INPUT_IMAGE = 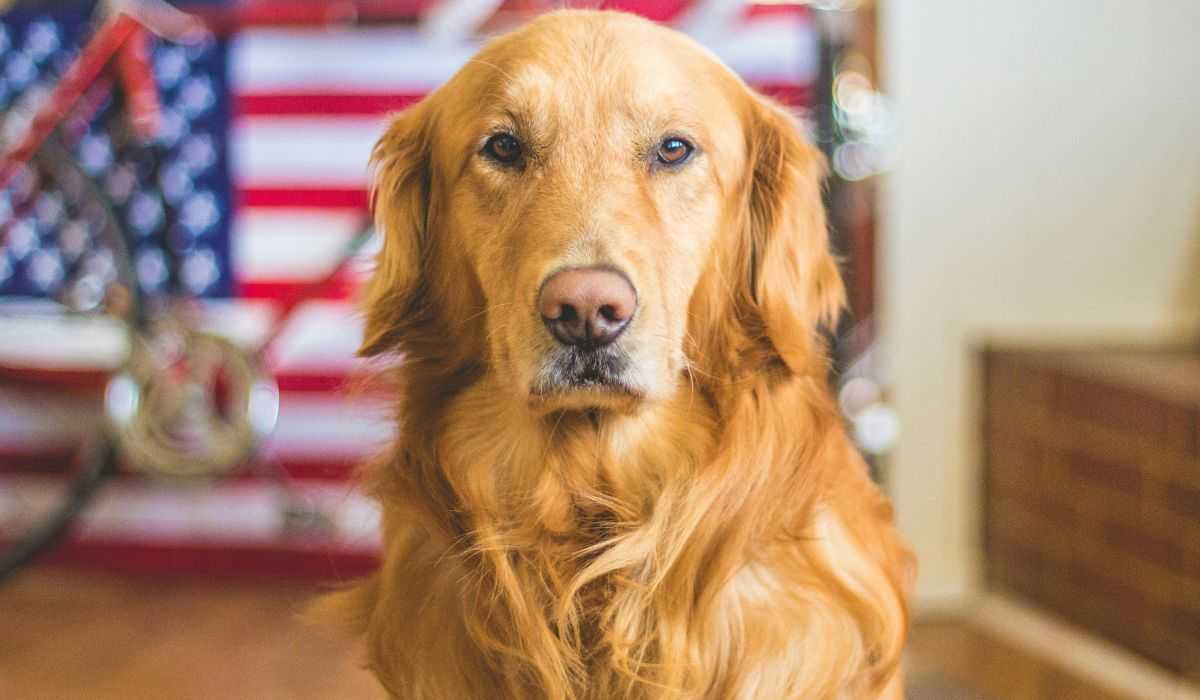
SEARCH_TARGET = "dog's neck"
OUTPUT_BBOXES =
[382,360,843,603]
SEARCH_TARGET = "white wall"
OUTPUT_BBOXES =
[879,0,1200,607]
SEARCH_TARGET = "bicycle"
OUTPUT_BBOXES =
[0,0,394,583]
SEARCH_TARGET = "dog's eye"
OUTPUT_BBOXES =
[655,137,694,167]
[483,133,522,164]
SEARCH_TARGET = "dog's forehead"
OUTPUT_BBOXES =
[477,12,737,123]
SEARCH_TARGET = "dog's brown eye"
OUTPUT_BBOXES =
[483,133,522,164]
[656,137,694,166]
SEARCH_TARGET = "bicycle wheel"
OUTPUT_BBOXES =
[0,135,135,583]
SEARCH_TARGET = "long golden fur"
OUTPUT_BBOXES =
[329,10,915,699]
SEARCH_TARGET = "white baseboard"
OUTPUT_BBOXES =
[971,593,1200,700]
[912,583,975,617]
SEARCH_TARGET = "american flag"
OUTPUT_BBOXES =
[0,6,235,300]
[0,1,818,577]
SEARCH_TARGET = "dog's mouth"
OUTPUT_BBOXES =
[529,346,643,411]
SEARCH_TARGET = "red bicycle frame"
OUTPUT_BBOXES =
[0,14,153,190]
[0,2,408,375]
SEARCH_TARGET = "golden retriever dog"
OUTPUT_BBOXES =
[329,10,915,699]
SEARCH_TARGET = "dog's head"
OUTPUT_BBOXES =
[360,11,843,414]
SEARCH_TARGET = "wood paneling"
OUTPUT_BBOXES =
[983,349,1200,682]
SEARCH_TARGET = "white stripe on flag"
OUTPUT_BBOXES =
[231,27,478,94]
[0,387,389,460]
[231,19,816,95]
[268,300,367,370]
[232,116,385,187]
[265,391,393,460]
[234,208,364,282]
[0,303,364,378]
[705,19,819,86]
[0,311,127,370]
[0,302,278,372]
[0,475,381,547]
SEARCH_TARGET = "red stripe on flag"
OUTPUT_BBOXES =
[0,454,363,482]
[0,366,109,391]
[754,83,814,108]
[187,0,806,34]
[0,447,85,472]
[190,0,433,32]
[274,370,356,393]
[743,3,813,20]
[0,453,358,480]
[237,276,361,302]
[235,92,424,117]
[600,0,692,23]
[238,187,370,210]
[262,458,359,481]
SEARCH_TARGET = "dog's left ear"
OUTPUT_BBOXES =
[743,96,846,373]
[358,103,433,357]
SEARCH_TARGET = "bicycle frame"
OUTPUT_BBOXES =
[0,14,150,191]
[0,2,386,368]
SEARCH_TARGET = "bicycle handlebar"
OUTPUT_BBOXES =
[0,14,141,190]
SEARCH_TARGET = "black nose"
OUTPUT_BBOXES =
[538,267,636,348]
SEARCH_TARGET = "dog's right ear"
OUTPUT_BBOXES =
[358,103,433,357]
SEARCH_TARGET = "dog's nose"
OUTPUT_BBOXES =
[539,267,636,348]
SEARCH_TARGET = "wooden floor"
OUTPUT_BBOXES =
[0,569,1127,700]
[906,620,1129,700]
[0,570,386,700]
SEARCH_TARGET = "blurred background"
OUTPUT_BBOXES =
[0,1,1197,699]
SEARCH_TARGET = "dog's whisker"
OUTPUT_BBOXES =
[458,301,516,328]
[464,57,519,84]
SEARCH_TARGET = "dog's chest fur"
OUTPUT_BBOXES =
[356,379,892,699]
